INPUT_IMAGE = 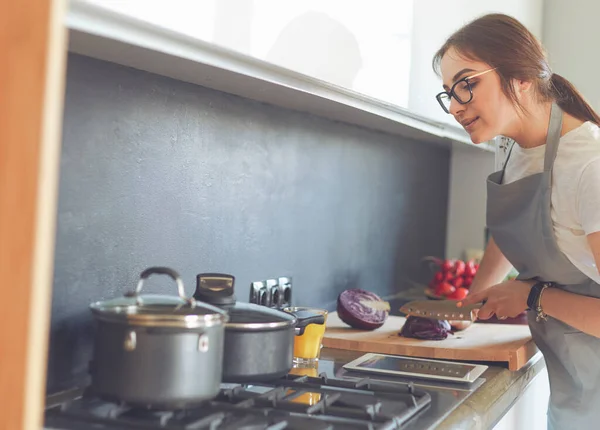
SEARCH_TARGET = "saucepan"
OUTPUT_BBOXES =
[89,267,229,408]
[194,273,326,382]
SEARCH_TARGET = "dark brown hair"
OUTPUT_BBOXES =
[433,13,600,125]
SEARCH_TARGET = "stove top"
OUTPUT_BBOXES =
[44,357,483,430]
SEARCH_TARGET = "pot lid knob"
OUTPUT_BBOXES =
[194,273,236,306]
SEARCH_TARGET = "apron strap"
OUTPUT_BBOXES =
[498,140,517,184]
[544,102,563,172]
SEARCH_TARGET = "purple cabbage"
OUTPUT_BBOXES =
[337,289,388,330]
[399,316,453,340]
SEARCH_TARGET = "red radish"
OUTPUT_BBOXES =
[454,260,466,277]
[441,259,454,272]
[444,271,454,281]
[463,276,474,287]
[447,287,469,301]
[434,272,444,282]
[465,265,477,278]
[452,277,464,288]
[465,260,477,276]
[438,282,456,296]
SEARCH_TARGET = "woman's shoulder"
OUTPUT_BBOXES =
[560,121,600,145]
[557,122,600,170]
[558,122,600,155]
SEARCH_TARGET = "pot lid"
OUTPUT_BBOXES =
[90,267,229,329]
[224,301,296,330]
[194,273,296,331]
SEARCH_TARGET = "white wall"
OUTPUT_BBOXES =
[446,145,496,260]
[78,0,546,122]
[542,0,600,112]
[79,0,415,108]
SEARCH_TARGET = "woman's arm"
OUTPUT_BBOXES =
[462,232,600,338]
[469,236,514,294]
[539,231,600,338]
[464,160,600,334]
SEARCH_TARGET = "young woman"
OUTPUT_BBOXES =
[435,13,600,429]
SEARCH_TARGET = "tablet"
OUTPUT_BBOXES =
[343,353,488,384]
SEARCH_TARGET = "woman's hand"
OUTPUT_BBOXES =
[458,280,534,320]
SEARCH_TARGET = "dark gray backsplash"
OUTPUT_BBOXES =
[47,53,450,393]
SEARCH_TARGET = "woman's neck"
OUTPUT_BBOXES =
[509,102,552,149]
[507,102,584,149]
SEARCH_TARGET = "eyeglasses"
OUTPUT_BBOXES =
[436,68,496,114]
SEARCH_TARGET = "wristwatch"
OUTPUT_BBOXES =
[527,281,553,322]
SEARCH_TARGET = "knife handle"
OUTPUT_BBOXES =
[458,300,486,309]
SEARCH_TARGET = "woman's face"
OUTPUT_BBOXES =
[440,48,519,144]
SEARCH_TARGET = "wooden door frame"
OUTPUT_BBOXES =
[1,0,68,429]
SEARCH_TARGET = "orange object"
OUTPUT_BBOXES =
[288,365,321,404]
[285,307,328,363]
[289,365,318,378]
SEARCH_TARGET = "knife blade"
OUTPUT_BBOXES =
[399,300,484,321]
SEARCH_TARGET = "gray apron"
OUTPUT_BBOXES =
[487,103,600,429]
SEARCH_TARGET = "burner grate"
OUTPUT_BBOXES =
[44,373,431,430]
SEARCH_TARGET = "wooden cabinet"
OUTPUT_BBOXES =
[0,0,68,429]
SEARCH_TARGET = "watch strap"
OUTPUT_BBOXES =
[527,281,549,310]
[527,281,553,322]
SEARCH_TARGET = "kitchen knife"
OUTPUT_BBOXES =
[399,300,483,321]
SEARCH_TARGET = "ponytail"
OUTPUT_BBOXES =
[550,73,600,126]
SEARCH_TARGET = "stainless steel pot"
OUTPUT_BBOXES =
[89,267,229,409]
[194,273,325,382]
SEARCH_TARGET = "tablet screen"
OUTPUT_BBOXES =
[354,354,477,379]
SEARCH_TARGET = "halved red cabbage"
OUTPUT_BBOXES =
[337,289,388,330]
[399,316,453,340]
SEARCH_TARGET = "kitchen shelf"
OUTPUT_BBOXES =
[65,1,495,153]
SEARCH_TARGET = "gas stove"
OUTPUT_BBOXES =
[44,356,484,430]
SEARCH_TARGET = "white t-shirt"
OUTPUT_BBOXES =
[501,121,600,283]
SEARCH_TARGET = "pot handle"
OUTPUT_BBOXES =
[128,266,195,306]
[294,311,326,336]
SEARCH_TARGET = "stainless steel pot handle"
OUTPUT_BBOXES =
[294,312,326,336]
[129,267,196,307]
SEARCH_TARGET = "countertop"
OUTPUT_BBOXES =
[44,285,546,429]
[320,347,546,430]
[44,347,546,430]
[320,286,548,429]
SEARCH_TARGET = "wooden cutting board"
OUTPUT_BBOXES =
[323,312,539,371]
